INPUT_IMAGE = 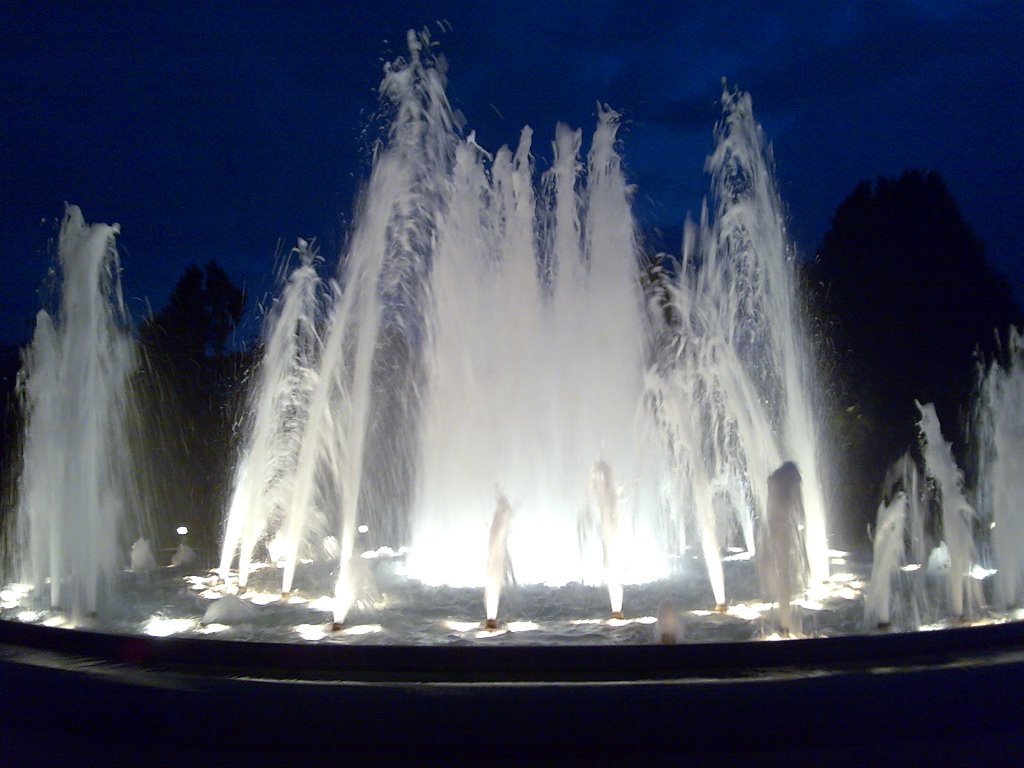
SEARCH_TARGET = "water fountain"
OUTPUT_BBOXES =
[8,206,143,620]
[2,28,1022,764]
[4,26,1019,642]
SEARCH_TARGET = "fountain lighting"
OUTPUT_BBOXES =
[307,596,336,613]
[143,616,196,637]
[339,624,382,636]
[722,550,754,562]
[726,603,770,621]
[970,565,998,581]
[474,628,508,639]
[3,29,1022,657]
[506,621,541,633]
[446,620,482,632]
[295,624,329,641]
[198,623,230,634]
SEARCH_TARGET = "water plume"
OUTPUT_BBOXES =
[12,206,140,618]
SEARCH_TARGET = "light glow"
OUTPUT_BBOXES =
[507,621,541,632]
[727,603,770,621]
[340,623,382,636]
[176,526,188,535]
[295,624,328,641]
[445,620,481,632]
[722,550,754,562]
[970,565,998,580]
[197,623,229,634]
[143,616,195,637]
[308,596,335,612]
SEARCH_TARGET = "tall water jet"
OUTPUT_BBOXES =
[219,240,323,587]
[756,462,807,635]
[864,493,907,628]
[864,452,930,629]
[270,30,458,628]
[972,327,1024,608]
[411,97,659,588]
[649,87,830,607]
[484,490,512,627]
[11,206,139,618]
[916,401,978,618]
[590,460,623,617]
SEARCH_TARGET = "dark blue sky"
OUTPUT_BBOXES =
[2,1,1022,344]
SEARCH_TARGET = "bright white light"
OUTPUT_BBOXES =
[507,621,540,632]
[197,623,229,634]
[970,565,998,581]
[727,603,768,621]
[570,618,605,625]
[723,550,754,562]
[990,521,997,530]
[176,526,188,535]
[474,627,509,639]
[143,616,195,637]
[296,624,327,641]
[17,610,41,622]
[357,524,369,534]
[445,620,480,632]
[341,623,382,636]
[606,616,658,627]
[308,596,335,612]
[900,563,922,572]
[830,557,847,566]
[42,615,68,627]
[689,609,714,617]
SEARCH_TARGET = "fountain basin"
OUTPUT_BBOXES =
[2,618,1022,764]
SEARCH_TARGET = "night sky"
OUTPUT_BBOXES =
[2,1,1022,345]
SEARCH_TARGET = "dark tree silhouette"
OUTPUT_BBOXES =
[142,260,245,360]
[811,170,1022,536]
[136,261,250,558]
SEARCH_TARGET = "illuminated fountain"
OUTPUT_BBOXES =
[9,206,143,620]
[5,31,1020,646]
[973,327,1024,609]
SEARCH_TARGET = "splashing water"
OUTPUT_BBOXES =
[648,88,831,605]
[12,206,139,618]
[916,401,979,618]
[220,240,324,587]
[8,34,837,629]
[973,327,1024,608]
[214,34,831,623]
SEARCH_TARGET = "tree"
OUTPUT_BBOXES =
[811,170,1022,534]
[141,260,245,360]
[135,261,249,558]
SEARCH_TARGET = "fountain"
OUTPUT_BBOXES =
[2,28,1023,763]
[4,26,1019,642]
[973,327,1024,609]
[7,206,143,620]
